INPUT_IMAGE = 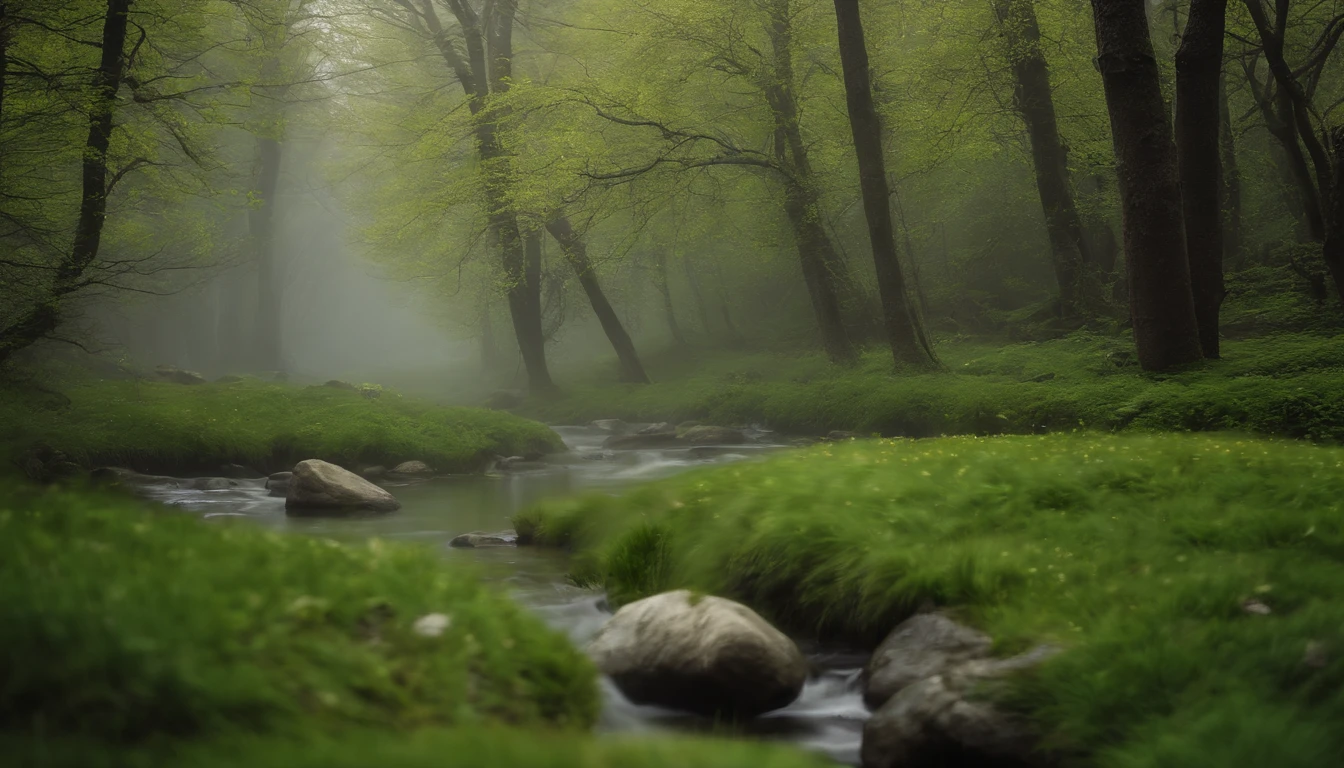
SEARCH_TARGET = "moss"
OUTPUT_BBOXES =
[516,433,1344,765]
[0,485,599,748]
[0,376,563,475]
[519,332,1344,444]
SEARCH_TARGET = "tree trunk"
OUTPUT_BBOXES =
[1175,0,1227,358]
[1325,127,1344,301]
[653,248,687,346]
[993,0,1091,319]
[546,216,650,383]
[0,2,9,133]
[1218,74,1243,263]
[831,0,932,367]
[1090,0,1202,370]
[766,0,860,363]
[683,251,714,335]
[501,225,553,393]
[0,0,131,367]
[250,135,283,371]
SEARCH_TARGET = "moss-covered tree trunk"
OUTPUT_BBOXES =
[832,0,932,367]
[1089,0,1202,371]
[1175,0,1228,358]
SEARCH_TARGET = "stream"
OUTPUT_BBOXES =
[131,425,868,765]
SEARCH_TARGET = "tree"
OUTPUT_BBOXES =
[1175,0,1229,357]
[831,0,932,367]
[1089,0,1203,371]
[991,0,1092,320]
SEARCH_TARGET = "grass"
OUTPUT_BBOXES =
[0,375,563,475]
[515,433,1344,766]
[518,332,1344,444]
[0,484,600,748]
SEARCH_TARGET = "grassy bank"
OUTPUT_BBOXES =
[0,375,563,476]
[519,332,1344,443]
[516,433,1344,766]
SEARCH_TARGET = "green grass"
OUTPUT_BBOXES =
[0,485,599,748]
[518,332,1344,443]
[516,433,1344,766]
[0,376,563,475]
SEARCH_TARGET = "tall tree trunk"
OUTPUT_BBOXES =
[831,0,932,366]
[1325,127,1344,301]
[502,225,553,393]
[546,217,650,383]
[993,0,1092,319]
[653,247,686,346]
[0,0,131,366]
[1175,0,1227,358]
[250,135,283,371]
[1218,74,1243,263]
[1090,0,1202,370]
[766,0,860,363]
[0,2,10,134]
[683,251,714,335]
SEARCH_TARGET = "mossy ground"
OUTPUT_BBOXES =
[0,374,562,475]
[516,433,1344,766]
[520,332,1344,443]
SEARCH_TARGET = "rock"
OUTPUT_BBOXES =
[581,451,614,461]
[189,477,238,491]
[154,365,206,385]
[864,613,992,709]
[323,379,357,391]
[484,389,524,410]
[266,471,293,497]
[587,590,808,719]
[589,419,631,435]
[361,465,387,479]
[860,613,1057,768]
[495,455,546,472]
[637,422,674,435]
[825,431,858,441]
[675,420,704,433]
[285,459,400,514]
[218,463,262,479]
[390,460,432,475]
[449,530,517,548]
[603,432,682,450]
[680,425,747,446]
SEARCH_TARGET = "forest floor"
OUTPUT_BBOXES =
[519,331,1344,444]
[516,432,1344,767]
[0,374,561,478]
[0,485,830,767]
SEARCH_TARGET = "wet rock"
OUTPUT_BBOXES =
[266,471,293,497]
[495,455,546,472]
[588,590,808,719]
[589,419,631,435]
[188,477,238,491]
[864,613,992,709]
[860,613,1057,768]
[323,379,357,391]
[361,465,387,479]
[286,459,400,514]
[154,365,206,385]
[637,422,674,435]
[603,432,682,450]
[484,389,524,410]
[680,425,747,446]
[390,460,432,475]
[449,530,517,548]
[675,420,704,433]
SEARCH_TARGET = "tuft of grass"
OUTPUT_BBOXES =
[0,485,600,748]
[518,332,1344,443]
[0,376,563,475]
[516,433,1344,765]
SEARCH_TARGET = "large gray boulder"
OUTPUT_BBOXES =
[285,459,400,513]
[860,613,1057,768]
[588,590,808,719]
[449,530,517,548]
[266,471,293,498]
[389,460,432,475]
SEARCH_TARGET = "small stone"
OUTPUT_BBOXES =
[1242,599,1272,615]
[413,613,452,637]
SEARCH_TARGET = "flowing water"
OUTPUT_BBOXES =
[132,426,868,765]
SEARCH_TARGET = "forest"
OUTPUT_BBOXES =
[3,0,1344,766]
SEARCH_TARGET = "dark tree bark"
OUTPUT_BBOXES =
[766,0,859,364]
[0,2,10,132]
[1175,0,1228,358]
[831,0,932,366]
[992,0,1092,319]
[0,0,131,366]
[1327,127,1344,301]
[1089,0,1202,370]
[250,135,283,371]
[1218,75,1243,264]
[652,248,687,346]
[545,217,650,383]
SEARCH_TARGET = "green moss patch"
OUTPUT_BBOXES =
[0,486,599,748]
[0,377,563,474]
[517,433,1344,764]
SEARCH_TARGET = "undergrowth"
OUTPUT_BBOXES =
[516,433,1344,766]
